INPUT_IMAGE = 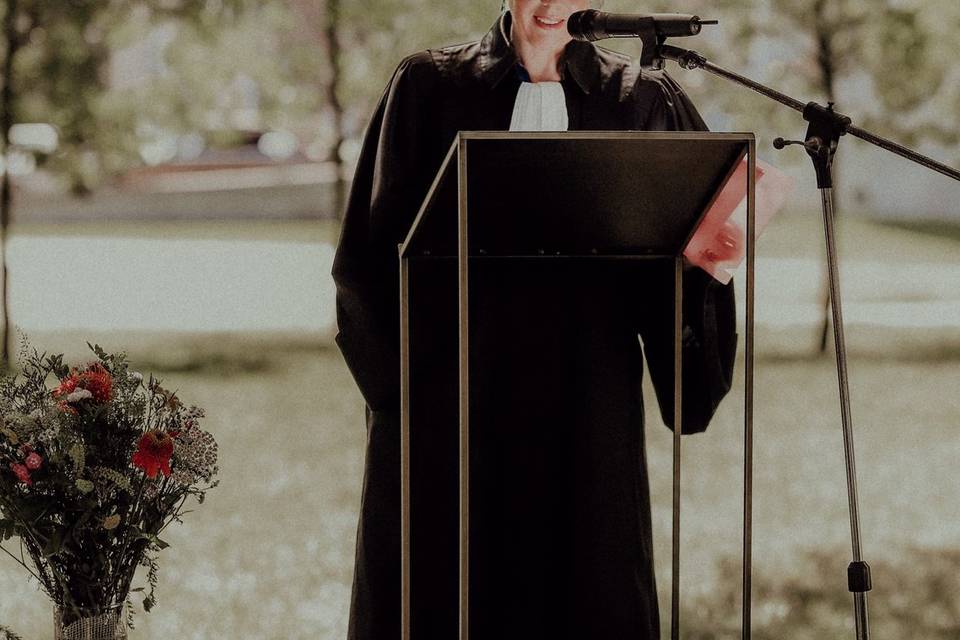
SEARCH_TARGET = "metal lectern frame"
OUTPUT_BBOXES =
[398,131,757,640]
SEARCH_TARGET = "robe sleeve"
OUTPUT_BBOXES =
[331,52,437,413]
[633,71,739,434]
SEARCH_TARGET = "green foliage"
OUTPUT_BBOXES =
[67,442,85,475]
[333,0,499,133]
[701,0,960,149]
[683,547,960,639]
[90,466,132,495]
[141,550,160,612]
[0,625,24,640]
[105,3,301,145]
[1,0,248,195]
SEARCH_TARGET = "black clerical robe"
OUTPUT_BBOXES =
[333,12,738,640]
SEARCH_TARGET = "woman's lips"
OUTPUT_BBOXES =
[534,15,566,29]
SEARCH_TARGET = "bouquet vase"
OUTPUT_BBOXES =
[54,603,126,640]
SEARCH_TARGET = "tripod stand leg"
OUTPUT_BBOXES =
[742,145,756,640]
[819,186,871,640]
[671,256,683,640]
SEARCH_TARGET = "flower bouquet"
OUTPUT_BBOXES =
[0,337,218,639]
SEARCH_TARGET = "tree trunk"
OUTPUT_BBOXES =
[0,0,21,369]
[322,0,345,219]
[813,0,840,354]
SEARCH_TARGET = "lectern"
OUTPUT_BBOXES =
[399,132,756,640]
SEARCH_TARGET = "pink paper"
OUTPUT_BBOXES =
[683,158,795,284]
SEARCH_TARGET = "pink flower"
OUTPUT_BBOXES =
[24,452,42,470]
[9,463,31,485]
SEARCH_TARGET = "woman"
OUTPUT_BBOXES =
[333,2,737,638]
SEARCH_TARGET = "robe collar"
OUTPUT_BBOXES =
[478,11,601,95]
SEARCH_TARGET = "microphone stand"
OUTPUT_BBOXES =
[656,45,960,182]
[651,42,960,640]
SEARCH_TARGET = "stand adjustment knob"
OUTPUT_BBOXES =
[848,561,873,593]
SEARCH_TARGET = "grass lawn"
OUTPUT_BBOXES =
[1,338,957,639]
[0,213,958,638]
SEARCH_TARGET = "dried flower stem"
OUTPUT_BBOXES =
[0,543,41,583]
[107,475,146,604]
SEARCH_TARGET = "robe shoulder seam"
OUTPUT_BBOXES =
[395,49,440,77]
[387,49,444,101]
[429,40,487,87]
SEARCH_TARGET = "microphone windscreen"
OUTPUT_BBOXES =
[567,9,600,41]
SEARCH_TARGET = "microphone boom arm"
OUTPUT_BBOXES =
[655,44,960,182]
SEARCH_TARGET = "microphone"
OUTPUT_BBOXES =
[567,10,717,42]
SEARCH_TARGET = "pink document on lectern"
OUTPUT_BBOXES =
[684,158,795,284]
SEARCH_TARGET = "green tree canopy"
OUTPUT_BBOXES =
[2,0,250,195]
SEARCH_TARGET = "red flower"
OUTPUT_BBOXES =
[9,463,31,485]
[80,363,113,403]
[132,430,175,479]
[56,401,79,415]
[24,452,42,470]
[51,363,113,411]
[52,372,80,398]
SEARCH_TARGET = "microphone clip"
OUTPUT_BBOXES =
[774,101,852,189]
[639,19,717,70]
[637,20,667,71]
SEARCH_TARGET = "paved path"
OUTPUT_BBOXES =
[746,257,960,329]
[8,235,958,341]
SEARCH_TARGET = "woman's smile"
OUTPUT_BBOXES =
[534,15,566,29]
[508,0,590,79]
